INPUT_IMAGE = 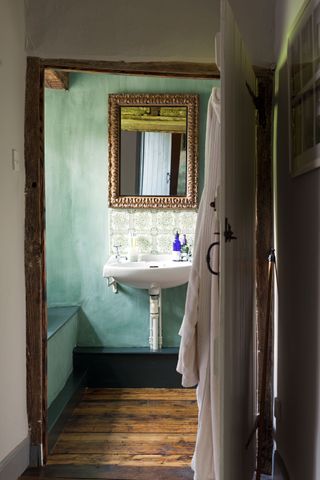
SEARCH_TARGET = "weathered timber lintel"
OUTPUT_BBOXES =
[40,59,220,79]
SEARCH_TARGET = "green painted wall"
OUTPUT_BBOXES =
[45,73,217,347]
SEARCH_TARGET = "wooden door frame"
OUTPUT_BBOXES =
[24,56,219,465]
[24,56,273,470]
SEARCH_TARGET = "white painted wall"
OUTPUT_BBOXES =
[229,0,276,66]
[24,0,275,66]
[274,0,320,479]
[0,0,28,465]
[25,0,220,63]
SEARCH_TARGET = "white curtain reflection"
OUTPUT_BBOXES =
[139,132,171,195]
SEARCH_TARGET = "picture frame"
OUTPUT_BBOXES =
[288,1,320,176]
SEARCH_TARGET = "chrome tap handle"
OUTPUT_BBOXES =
[113,244,122,258]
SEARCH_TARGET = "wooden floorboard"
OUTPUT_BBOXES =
[51,432,196,454]
[21,388,197,479]
[83,388,196,401]
[63,415,196,434]
[72,401,197,416]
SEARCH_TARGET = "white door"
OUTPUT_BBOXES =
[219,1,257,479]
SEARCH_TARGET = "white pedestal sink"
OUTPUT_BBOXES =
[103,254,191,350]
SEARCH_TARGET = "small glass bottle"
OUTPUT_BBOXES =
[128,231,138,261]
[172,231,181,261]
[180,234,189,261]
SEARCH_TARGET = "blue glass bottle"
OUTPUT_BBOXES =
[172,231,181,261]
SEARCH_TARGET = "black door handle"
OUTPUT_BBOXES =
[206,241,220,275]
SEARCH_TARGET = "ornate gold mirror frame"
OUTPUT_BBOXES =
[108,93,199,209]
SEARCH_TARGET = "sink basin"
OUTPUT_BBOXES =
[103,254,191,290]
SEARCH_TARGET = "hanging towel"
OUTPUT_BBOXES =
[177,87,221,480]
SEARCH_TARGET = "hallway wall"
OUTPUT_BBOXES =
[274,0,320,479]
[0,0,28,467]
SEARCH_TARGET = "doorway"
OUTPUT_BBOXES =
[24,56,274,478]
[24,58,219,466]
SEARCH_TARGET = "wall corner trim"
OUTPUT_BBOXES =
[0,436,30,480]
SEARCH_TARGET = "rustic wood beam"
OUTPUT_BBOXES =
[44,69,69,89]
[25,57,48,464]
[40,59,220,79]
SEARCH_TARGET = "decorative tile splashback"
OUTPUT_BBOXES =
[109,209,197,255]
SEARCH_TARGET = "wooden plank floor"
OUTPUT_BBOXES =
[21,388,197,480]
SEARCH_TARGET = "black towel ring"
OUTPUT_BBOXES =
[206,241,220,275]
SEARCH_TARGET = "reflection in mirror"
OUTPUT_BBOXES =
[109,94,199,209]
[120,131,187,196]
[120,106,187,196]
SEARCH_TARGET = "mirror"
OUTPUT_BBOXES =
[108,93,199,209]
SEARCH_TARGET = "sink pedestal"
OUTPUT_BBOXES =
[103,254,192,351]
[149,287,162,351]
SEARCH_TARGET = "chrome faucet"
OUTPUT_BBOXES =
[113,244,127,262]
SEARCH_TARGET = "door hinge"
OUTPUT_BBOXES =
[245,81,266,128]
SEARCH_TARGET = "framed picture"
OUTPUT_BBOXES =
[288,1,320,176]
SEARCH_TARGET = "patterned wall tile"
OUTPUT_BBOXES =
[136,235,152,253]
[156,234,174,254]
[109,208,197,255]
[175,212,198,232]
[130,210,153,232]
[154,211,175,231]
[109,210,131,233]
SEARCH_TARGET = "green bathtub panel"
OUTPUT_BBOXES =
[47,310,78,406]
[45,73,218,347]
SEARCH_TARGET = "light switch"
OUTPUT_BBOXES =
[12,149,20,171]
